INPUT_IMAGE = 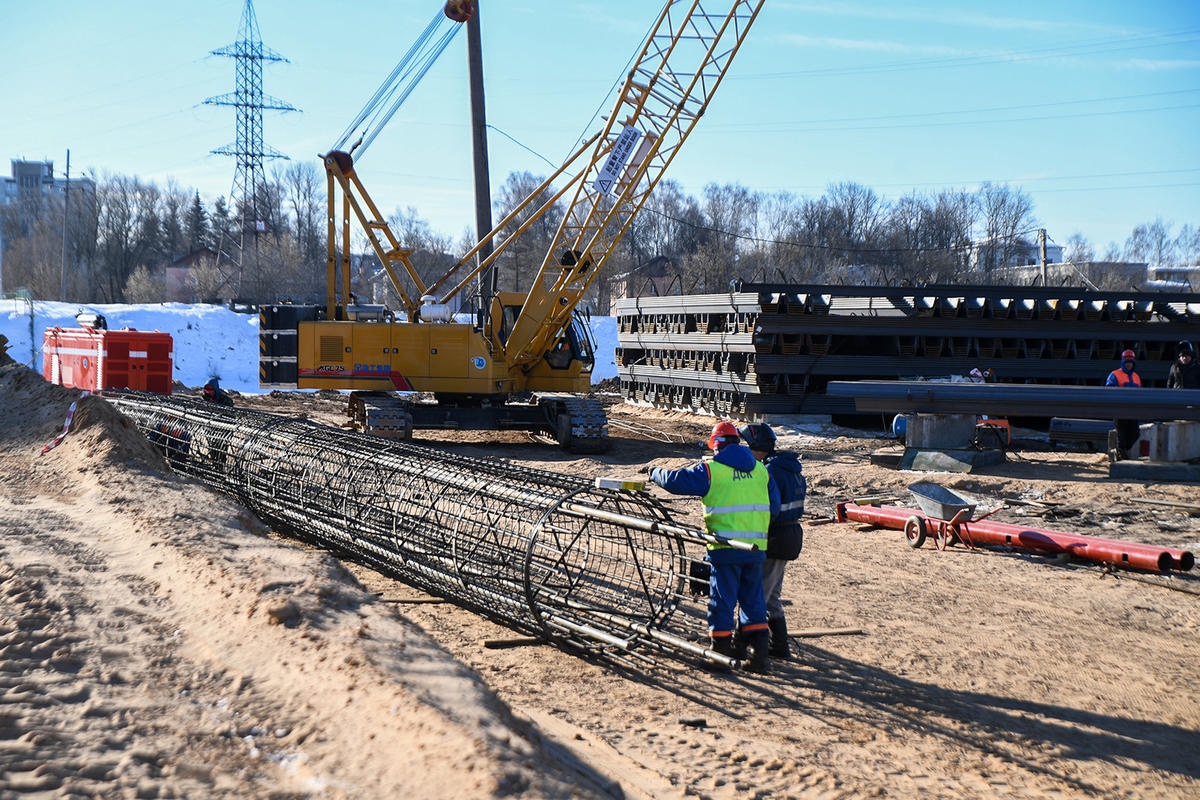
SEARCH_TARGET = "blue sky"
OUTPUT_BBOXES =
[3,0,1198,255]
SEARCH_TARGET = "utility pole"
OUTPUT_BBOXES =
[60,149,70,302]
[1037,228,1048,286]
[467,2,495,306]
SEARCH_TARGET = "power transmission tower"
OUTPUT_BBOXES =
[204,0,297,299]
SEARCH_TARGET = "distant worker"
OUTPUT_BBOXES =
[738,423,806,661]
[650,421,779,671]
[1105,350,1141,460]
[1169,341,1200,389]
[1106,349,1142,389]
[202,378,234,407]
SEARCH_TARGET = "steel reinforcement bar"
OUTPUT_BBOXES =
[107,392,733,670]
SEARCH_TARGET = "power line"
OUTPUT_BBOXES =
[710,87,1200,130]
[735,168,1200,193]
[745,27,1200,79]
[708,101,1200,134]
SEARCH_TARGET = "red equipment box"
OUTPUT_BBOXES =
[43,326,173,394]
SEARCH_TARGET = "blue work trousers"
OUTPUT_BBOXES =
[707,559,768,634]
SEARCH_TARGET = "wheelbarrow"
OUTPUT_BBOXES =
[904,482,1002,551]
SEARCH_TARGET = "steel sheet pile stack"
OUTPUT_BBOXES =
[615,283,1200,417]
[109,392,727,670]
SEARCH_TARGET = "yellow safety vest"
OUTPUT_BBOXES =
[702,460,770,551]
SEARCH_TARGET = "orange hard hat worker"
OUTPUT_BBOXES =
[707,421,741,452]
[1120,349,1136,366]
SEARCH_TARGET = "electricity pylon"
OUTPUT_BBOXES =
[205,0,297,298]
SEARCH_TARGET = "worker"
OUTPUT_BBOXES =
[1105,349,1141,460]
[738,423,806,660]
[1169,341,1200,389]
[649,421,779,671]
[202,378,235,407]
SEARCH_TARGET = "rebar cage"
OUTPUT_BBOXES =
[107,392,724,669]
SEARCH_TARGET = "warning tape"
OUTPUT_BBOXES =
[41,391,91,455]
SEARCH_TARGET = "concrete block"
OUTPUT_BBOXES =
[904,414,977,450]
[901,448,1006,473]
[1144,421,1200,462]
[1109,460,1200,482]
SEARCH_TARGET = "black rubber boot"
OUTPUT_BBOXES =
[746,630,771,673]
[732,624,748,660]
[768,617,791,659]
[710,635,734,658]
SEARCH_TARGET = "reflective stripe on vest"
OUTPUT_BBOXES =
[1109,369,1141,387]
[702,460,770,551]
[780,499,805,512]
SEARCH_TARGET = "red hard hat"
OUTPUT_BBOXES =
[708,421,741,452]
[1121,349,1136,361]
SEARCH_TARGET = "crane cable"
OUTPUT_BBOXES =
[333,7,466,160]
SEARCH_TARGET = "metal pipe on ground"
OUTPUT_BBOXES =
[106,391,737,670]
[826,381,1200,421]
[836,502,1195,573]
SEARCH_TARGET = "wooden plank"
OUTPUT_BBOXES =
[790,627,866,638]
[1130,497,1200,514]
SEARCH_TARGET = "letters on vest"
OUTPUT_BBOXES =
[702,461,770,551]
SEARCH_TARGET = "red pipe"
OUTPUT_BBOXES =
[836,503,1195,573]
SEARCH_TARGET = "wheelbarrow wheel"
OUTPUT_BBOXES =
[904,516,927,549]
[935,523,959,551]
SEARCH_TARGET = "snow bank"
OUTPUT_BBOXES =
[0,300,619,393]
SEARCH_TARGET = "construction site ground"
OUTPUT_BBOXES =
[1,359,1197,799]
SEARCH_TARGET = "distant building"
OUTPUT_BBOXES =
[968,236,1064,272]
[1147,265,1198,290]
[1,159,95,207]
[165,248,218,303]
[1002,261,1150,289]
[608,256,675,314]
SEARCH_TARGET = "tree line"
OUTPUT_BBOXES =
[1,162,1197,308]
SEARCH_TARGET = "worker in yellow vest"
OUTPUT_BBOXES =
[650,421,780,671]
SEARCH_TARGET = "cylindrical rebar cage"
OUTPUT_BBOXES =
[108,392,719,667]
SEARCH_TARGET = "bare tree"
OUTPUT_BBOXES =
[1063,233,1094,265]
[124,265,164,303]
[975,183,1036,279]
[491,171,563,294]
[189,254,226,303]
[1125,218,1176,266]
[278,162,323,263]
[1175,223,1200,266]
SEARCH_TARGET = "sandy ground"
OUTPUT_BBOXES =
[2,343,1198,798]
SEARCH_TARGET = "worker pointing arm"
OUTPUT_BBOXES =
[649,421,775,672]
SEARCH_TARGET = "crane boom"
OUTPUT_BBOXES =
[272,1,766,452]
[502,0,764,369]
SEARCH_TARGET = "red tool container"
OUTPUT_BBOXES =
[43,326,173,394]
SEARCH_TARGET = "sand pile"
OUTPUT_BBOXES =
[0,362,605,798]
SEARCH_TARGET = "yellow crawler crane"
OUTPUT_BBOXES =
[262,1,764,451]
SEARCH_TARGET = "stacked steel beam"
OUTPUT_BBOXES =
[106,392,734,671]
[615,283,1200,417]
